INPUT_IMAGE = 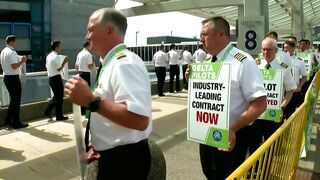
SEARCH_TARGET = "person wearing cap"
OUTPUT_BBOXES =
[0,35,28,129]
[43,40,68,121]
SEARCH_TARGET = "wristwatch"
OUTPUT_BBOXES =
[88,96,101,112]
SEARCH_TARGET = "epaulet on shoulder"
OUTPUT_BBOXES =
[115,52,126,60]
[280,62,289,68]
[234,52,246,62]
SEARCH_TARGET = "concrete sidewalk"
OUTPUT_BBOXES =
[2,91,320,180]
[0,91,206,180]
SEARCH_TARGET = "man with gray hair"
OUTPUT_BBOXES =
[65,8,152,179]
[248,37,296,154]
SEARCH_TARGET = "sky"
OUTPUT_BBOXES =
[115,0,204,46]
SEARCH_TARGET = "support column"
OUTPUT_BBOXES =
[291,0,303,40]
[305,22,313,42]
[237,0,266,56]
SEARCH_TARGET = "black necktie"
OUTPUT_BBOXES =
[211,56,217,62]
[265,63,271,69]
[84,62,103,152]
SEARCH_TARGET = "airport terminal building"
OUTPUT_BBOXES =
[0,0,112,72]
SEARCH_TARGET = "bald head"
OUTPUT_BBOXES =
[261,37,277,62]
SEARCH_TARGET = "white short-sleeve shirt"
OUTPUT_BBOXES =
[152,50,168,67]
[168,49,179,65]
[46,51,62,77]
[215,43,267,125]
[75,48,93,72]
[259,58,297,93]
[278,50,293,74]
[193,49,207,63]
[291,55,307,85]
[0,46,20,75]
[90,45,152,151]
[182,50,193,65]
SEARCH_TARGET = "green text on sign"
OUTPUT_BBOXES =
[190,63,222,80]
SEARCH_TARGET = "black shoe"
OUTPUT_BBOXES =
[56,116,68,121]
[12,123,28,129]
[43,112,52,118]
[159,94,165,97]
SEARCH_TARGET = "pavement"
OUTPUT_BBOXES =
[0,91,205,180]
[1,90,319,180]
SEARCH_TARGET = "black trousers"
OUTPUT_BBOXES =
[79,71,91,87]
[182,64,188,90]
[169,64,180,92]
[4,75,22,125]
[284,92,304,119]
[155,67,166,95]
[79,71,91,114]
[97,139,151,180]
[199,126,250,180]
[44,75,64,118]
[248,120,283,154]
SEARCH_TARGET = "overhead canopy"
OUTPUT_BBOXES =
[120,0,320,39]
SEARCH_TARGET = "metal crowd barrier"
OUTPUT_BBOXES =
[227,71,320,180]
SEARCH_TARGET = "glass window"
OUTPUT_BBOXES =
[13,23,31,38]
[0,22,12,39]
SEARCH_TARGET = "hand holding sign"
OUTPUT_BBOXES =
[218,129,236,152]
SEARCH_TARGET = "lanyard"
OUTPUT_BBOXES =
[92,44,127,91]
[219,44,233,62]
[85,44,127,152]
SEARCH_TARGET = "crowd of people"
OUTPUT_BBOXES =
[0,7,319,180]
[0,37,96,128]
[152,41,211,96]
[152,16,318,180]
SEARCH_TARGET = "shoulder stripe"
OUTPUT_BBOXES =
[234,52,246,62]
[280,62,288,68]
[115,52,126,60]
